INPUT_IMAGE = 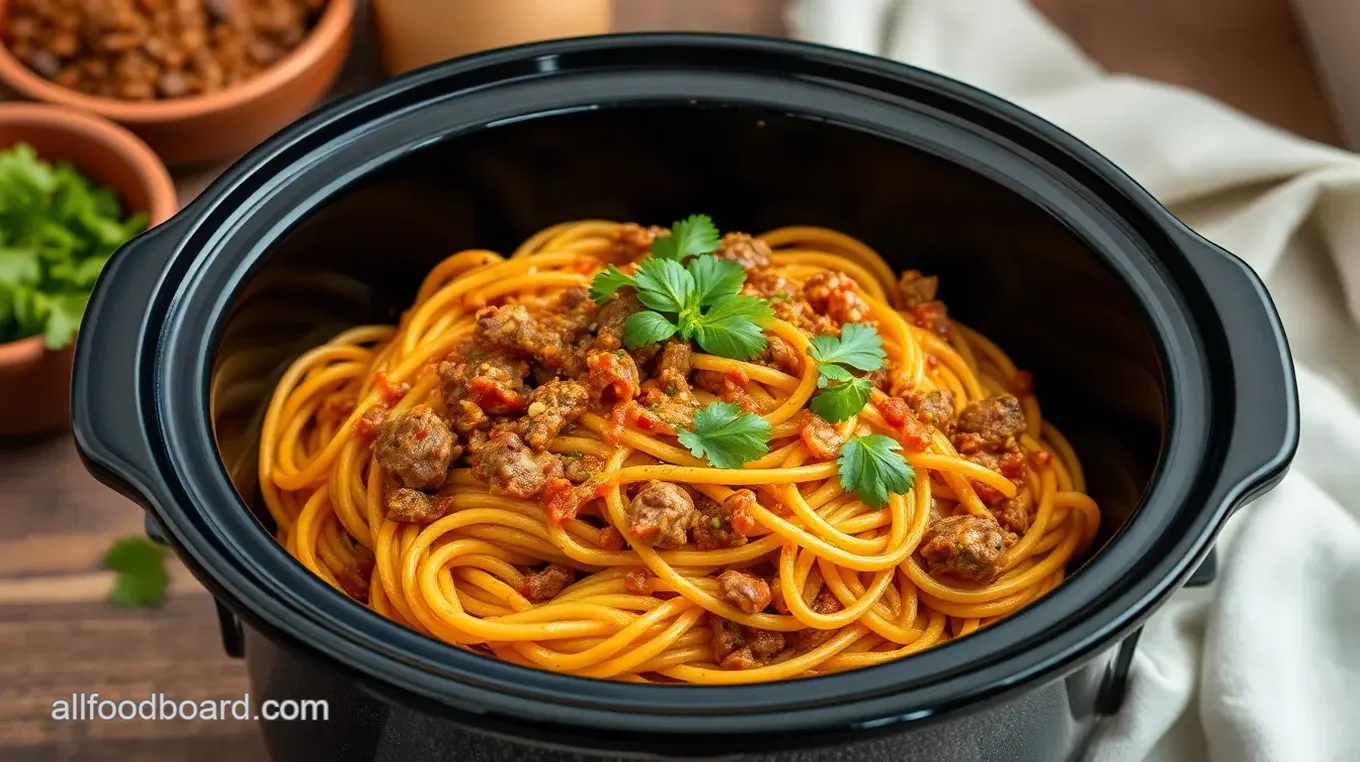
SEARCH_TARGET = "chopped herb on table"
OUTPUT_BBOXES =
[0,143,148,349]
[103,536,170,608]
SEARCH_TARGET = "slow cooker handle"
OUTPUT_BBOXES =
[1176,229,1299,512]
[1096,547,1217,714]
[71,217,186,509]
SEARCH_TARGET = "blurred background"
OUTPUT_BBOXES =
[0,0,1349,760]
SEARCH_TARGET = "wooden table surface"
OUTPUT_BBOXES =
[0,1,1338,760]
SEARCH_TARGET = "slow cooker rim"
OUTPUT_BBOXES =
[118,34,1287,744]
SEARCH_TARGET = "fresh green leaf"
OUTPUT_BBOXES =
[676,401,772,469]
[121,211,149,239]
[591,215,775,362]
[632,257,695,314]
[810,376,874,423]
[837,435,915,509]
[0,143,147,348]
[81,210,130,247]
[817,363,855,387]
[589,264,637,303]
[43,292,88,350]
[692,294,773,361]
[688,254,745,307]
[70,254,110,288]
[104,535,165,574]
[7,284,40,335]
[623,310,678,347]
[808,323,886,372]
[651,214,721,262]
[0,248,40,285]
[807,323,887,420]
[103,536,170,608]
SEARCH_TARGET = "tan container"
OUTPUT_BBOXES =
[0,104,176,437]
[0,0,355,166]
[371,0,613,75]
[1291,0,1360,148]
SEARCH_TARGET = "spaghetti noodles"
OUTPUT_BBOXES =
[257,219,1100,684]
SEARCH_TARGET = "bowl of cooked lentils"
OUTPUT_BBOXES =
[0,0,354,166]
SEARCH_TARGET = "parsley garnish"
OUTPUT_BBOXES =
[104,536,170,608]
[809,324,886,371]
[651,214,721,262]
[688,251,746,305]
[807,323,886,422]
[589,264,636,303]
[837,435,915,509]
[624,310,678,346]
[677,401,772,469]
[811,377,875,422]
[0,143,149,349]
[590,215,774,361]
[691,291,772,360]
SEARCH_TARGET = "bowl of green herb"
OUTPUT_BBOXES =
[0,103,174,437]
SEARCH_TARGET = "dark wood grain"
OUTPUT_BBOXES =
[0,1,1338,760]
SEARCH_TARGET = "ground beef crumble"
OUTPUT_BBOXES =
[711,617,786,669]
[919,514,1009,583]
[469,428,560,499]
[717,570,772,614]
[374,405,458,490]
[517,563,575,603]
[522,379,589,450]
[626,480,697,549]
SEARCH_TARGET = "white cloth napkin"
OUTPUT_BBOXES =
[788,1,1360,760]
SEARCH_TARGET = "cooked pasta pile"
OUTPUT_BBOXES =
[258,217,1100,684]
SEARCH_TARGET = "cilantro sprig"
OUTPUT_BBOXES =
[0,143,149,349]
[677,401,771,469]
[808,323,886,422]
[103,535,170,608]
[589,215,774,361]
[651,214,721,262]
[837,434,915,509]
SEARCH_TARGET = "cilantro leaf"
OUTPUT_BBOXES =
[0,143,146,349]
[589,264,636,303]
[692,294,773,361]
[817,363,855,387]
[676,401,771,469]
[810,376,874,422]
[633,258,695,313]
[651,214,721,262]
[104,536,170,608]
[0,248,41,284]
[688,254,745,307]
[623,310,678,347]
[837,435,915,509]
[808,323,886,372]
[43,292,88,350]
[590,215,775,362]
[806,323,887,420]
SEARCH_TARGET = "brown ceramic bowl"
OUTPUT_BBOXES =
[0,0,355,166]
[0,103,176,438]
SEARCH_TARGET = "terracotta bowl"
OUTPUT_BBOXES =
[0,103,176,438]
[0,0,355,166]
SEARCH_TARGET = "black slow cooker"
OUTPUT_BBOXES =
[71,35,1297,762]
